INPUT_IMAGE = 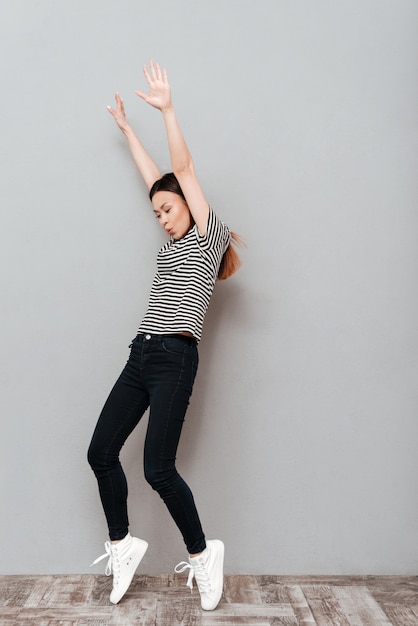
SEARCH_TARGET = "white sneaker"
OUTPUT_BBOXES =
[90,533,148,604]
[175,539,224,611]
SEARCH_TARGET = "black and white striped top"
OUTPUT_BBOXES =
[138,208,231,342]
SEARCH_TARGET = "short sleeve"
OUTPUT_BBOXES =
[195,208,231,255]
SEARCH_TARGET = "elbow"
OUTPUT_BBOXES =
[173,160,194,178]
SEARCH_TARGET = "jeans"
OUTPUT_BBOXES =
[87,333,206,554]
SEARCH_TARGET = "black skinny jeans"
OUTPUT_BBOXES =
[87,333,206,554]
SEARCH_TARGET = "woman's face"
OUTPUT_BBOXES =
[151,191,193,240]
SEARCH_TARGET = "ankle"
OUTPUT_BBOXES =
[111,532,130,546]
[189,543,208,559]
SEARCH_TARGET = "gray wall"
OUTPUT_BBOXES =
[1,0,417,575]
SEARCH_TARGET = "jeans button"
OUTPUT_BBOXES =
[145,334,151,340]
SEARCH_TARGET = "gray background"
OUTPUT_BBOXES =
[1,0,417,575]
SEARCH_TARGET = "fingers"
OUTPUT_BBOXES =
[149,59,162,81]
[135,89,148,102]
[143,63,152,85]
[155,61,163,81]
[116,92,125,115]
[143,60,167,84]
[150,59,158,81]
[107,92,126,118]
[108,61,168,114]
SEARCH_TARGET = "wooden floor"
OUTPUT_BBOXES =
[0,574,417,625]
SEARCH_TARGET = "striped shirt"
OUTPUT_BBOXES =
[138,208,231,342]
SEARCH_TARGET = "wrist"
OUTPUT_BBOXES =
[121,122,134,136]
[161,103,175,115]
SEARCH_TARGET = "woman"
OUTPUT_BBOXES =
[88,61,241,611]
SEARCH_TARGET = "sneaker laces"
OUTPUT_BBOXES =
[174,559,211,594]
[90,541,117,578]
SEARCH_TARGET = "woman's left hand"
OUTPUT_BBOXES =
[135,61,172,112]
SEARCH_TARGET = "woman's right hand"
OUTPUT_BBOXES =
[107,92,129,132]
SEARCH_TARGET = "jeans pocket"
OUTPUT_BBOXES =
[128,337,138,349]
[161,337,187,356]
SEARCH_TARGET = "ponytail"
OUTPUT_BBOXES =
[217,232,244,280]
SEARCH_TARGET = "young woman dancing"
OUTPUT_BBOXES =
[88,61,241,611]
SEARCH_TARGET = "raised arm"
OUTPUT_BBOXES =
[107,92,161,191]
[135,61,210,236]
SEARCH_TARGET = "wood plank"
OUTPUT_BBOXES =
[366,576,418,608]
[2,606,111,624]
[0,576,37,607]
[264,575,417,590]
[0,607,22,626]
[257,575,294,604]
[22,575,55,608]
[36,575,97,608]
[301,584,351,626]
[223,575,262,604]
[155,595,202,626]
[0,574,416,625]
[381,605,418,626]
[109,602,159,626]
[212,602,297,621]
[197,617,273,626]
[287,584,317,625]
[332,585,393,626]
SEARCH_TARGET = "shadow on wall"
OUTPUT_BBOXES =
[180,277,252,454]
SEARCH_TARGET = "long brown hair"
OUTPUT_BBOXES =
[218,232,243,280]
[150,173,243,280]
